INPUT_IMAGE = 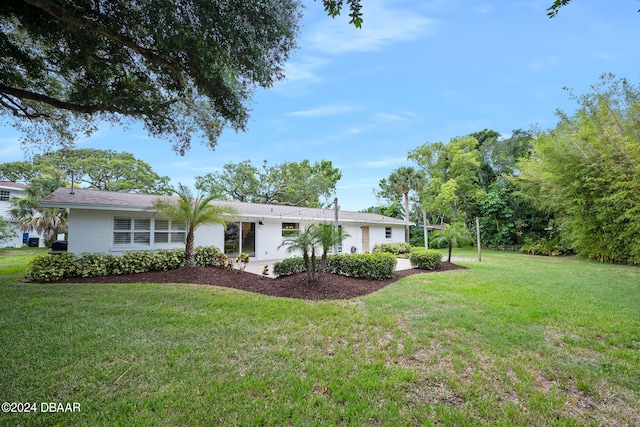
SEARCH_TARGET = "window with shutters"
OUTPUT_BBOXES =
[113,217,185,246]
[385,227,392,239]
[113,217,150,246]
[154,219,186,244]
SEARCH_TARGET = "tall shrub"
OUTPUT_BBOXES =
[518,75,640,265]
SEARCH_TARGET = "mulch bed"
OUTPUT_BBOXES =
[53,262,465,300]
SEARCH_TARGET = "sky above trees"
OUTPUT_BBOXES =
[1,0,638,211]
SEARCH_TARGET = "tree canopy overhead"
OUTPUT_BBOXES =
[545,1,639,18]
[1,0,302,154]
[0,0,368,154]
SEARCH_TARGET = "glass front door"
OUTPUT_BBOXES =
[224,222,255,257]
[241,222,255,257]
[224,222,239,256]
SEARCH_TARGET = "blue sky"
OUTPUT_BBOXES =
[1,0,639,211]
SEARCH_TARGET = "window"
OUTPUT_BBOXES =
[113,217,151,245]
[154,219,186,244]
[282,222,299,237]
[114,217,185,246]
[0,190,9,201]
[385,227,392,239]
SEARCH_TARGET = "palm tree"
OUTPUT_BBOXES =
[313,223,350,281]
[431,223,472,262]
[279,223,349,283]
[386,166,425,243]
[152,183,237,268]
[9,175,68,247]
[279,225,317,283]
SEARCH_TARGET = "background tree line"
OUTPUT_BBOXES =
[3,74,638,266]
[0,150,341,245]
[195,159,341,208]
[374,75,639,265]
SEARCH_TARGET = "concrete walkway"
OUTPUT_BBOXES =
[242,257,417,278]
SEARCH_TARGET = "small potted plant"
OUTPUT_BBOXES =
[235,252,249,272]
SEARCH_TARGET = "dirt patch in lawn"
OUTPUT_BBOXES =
[52,262,465,300]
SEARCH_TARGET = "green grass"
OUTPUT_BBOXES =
[1,248,638,425]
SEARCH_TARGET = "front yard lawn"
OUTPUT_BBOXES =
[1,248,638,425]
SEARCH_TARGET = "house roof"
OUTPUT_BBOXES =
[0,181,27,190]
[40,187,413,225]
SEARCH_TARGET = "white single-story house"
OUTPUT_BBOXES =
[40,187,413,260]
[0,181,44,248]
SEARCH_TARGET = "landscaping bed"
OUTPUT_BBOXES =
[52,262,464,300]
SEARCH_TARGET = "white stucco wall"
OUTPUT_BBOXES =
[67,209,222,255]
[65,209,409,260]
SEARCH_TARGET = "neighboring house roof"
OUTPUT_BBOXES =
[0,181,27,190]
[40,187,414,225]
[426,224,446,231]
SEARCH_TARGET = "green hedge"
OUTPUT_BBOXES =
[273,253,397,281]
[272,257,305,277]
[25,253,78,282]
[326,253,397,280]
[409,248,442,270]
[25,246,225,282]
[373,242,411,255]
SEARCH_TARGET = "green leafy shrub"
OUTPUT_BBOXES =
[150,249,185,271]
[272,253,397,280]
[520,238,571,257]
[273,257,305,277]
[409,248,442,270]
[373,242,411,255]
[26,246,224,282]
[112,250,156,275]
[193,246,222,267]
[76,252,118,277]
[326,253,397,280]
[24,253,78,282]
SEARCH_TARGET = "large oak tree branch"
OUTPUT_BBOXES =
[0,83,149,116]
[22,0,186,87]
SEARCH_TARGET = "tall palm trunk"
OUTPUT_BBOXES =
[185,228,196,268]
[303,252,312,282]
[404,191,410,243]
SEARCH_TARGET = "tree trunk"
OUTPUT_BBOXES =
[185,229,196,267]
[310,247,317,283]
[317,253,327,282]
[303,252,312,283]
[447,242,452,263]
[404,192,410,243]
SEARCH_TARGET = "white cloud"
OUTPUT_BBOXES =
[357,157,408,168]
[288,104,361,117]
[281,56,327,83]
[346,111,414,134]
[373,112,413,122]
[309,1,438,54]
[273,56,329,95]
[337,181,379,190]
